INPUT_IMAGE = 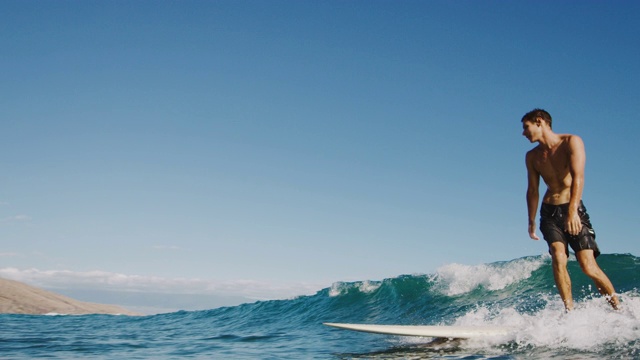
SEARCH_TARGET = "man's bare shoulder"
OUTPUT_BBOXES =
[558,133,582,142]
[559,134,585,151]
[525,146,542,173]
[525,145,542,159]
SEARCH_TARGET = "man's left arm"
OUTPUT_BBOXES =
[567,135,586,235]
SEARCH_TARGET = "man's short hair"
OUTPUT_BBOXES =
[522,109,552,129]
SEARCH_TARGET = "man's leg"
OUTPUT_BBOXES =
[576,250,620,309]
[550,242,573,311]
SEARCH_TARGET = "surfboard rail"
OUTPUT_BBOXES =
[323,322,511,338]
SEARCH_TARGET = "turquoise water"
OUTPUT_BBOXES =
[2,254,640,359]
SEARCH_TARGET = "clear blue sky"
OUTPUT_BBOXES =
[1,0,639,302]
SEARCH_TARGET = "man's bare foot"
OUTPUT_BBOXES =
[607,294,620,310]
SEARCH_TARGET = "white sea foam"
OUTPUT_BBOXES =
[453,291,640,350]
[328,282,345,297]
[358,280,381,294]
[434,256,546,296]
[328,280,381,297]
[391,291,640,355]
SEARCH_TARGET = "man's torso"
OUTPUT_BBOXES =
[529,134,574,205]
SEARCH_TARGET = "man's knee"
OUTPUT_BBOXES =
[549,243,569,264]
[577,250,601,277]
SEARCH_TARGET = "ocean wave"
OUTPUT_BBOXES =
[4,254,640,359]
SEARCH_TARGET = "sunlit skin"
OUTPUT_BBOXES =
[523,116,619,311]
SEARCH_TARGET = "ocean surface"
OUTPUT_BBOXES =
[2,254,640,359]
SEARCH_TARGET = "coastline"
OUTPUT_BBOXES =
[0,277,141,316]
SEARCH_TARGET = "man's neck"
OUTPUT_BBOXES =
[537,130,562,150]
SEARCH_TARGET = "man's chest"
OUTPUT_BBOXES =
[534,150,570,178]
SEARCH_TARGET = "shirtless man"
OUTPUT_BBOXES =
[522,108,619,311]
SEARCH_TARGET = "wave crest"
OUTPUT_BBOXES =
[433,256,547,296]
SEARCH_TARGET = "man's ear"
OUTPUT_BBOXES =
[535,117,542,126]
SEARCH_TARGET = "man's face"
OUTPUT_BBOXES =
[522,120,540,143]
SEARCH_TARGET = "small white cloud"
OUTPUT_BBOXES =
[0,252,19,258]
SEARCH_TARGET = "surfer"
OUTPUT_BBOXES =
[522,109,619,311]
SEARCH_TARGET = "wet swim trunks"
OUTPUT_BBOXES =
[539,201,600,258]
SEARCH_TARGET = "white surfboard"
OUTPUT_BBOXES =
[324,323,511,339]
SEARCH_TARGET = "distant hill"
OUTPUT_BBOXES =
[0,277,140,315]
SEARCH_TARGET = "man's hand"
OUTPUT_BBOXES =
[528,222,540,240]
[565,212,582,236]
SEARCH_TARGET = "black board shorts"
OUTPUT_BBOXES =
[539,201,600,258]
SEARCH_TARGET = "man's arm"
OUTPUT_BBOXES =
[566,135,586,235]
[525,151,540,240]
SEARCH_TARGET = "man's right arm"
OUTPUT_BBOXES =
[525,151,540,240]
